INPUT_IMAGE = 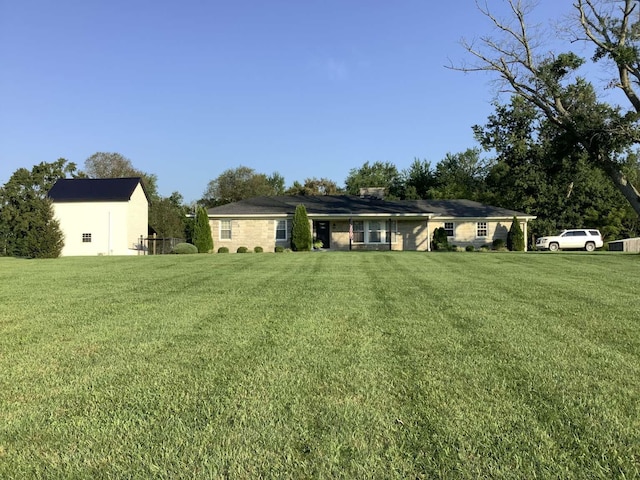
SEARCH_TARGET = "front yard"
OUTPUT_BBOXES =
[0,252,638,478]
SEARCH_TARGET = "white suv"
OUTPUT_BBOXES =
[536,229,603,252]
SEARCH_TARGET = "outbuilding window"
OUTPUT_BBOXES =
[82,233,92,243]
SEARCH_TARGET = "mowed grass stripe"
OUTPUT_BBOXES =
[0,252,639,478]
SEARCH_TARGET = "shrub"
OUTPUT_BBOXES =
[274,245,284,253]
[492,238,506,250]
[507,216,525,251]
[465,245,475,252]
[291,204,312,251]
[254,246,263,253]
[236,246,249,253]
[172,242,198,254]
[217,247,229,253]
[192,206,213,253]
[432,227,449,251]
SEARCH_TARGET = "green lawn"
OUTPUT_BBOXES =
[0,252,639,479]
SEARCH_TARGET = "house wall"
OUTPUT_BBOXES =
[212,218,289,252]
[328,220,430,251]
[53,184,148,256]
[429,219,514,248]
[208,217,524,252]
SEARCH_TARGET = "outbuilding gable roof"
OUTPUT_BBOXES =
[206,195,535,219]
[48,177,150,203]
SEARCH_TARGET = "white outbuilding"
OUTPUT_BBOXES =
[48,177,149,256]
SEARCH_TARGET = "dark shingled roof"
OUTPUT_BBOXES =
[207,195,534,219]
[48,177,149,202]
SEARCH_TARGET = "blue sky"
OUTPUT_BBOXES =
[1,0,572,202]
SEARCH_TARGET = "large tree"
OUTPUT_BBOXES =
[148,191,190,239]
[476,96,638,240]
[344,161,403,198]
[429,148,489,201]
[201,166,284,207]
[455,0,640,217]
[0,159,76,258]
[83,152,159,200]
[285,177,342,196]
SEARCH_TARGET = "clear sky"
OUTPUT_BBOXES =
[1,0,573,203]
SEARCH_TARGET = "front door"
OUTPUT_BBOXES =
[314,221,330,249]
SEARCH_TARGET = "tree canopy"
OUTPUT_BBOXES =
[454,0,640,217]
[285,177,342,196]
[344,161,403,198]
[83,152,159,200]
[0,159,76,258]
[201,166,285,207]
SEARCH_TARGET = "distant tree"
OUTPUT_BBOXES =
[0,159,76,258]
[286,177,342,195]
[267,172,286,195]
[429,148,489,201]
[507,216,525,251]
[82,152,159,199]
[192,206,213,253]
[291,204,312,251]
[149,191,190,238]
[345,161,403,198]
[402,158,435,199]
[201,166,283,207]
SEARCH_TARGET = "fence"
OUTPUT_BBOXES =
[145,236,185,255]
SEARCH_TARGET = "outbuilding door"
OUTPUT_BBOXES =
[314,221,330,249]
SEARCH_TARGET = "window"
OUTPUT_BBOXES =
[82,233,92,243]
[276,220,287,240]
[444,222,454,237]
[477,222,488,237]
[352,220,397,244]
[352,221,364,243]
[368,220,382,243]
[220,220,232,240]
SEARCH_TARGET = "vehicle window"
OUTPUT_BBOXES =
[589,230,599,236]
[575,231,586,236]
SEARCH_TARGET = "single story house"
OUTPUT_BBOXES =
[48,177,149,256]
[206,191,536,252]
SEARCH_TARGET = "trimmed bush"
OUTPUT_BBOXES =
[254,246,263,253]
[274,245,284,253]
[236,246,249,253]
[432,227,449,251]
[507,216,525,251]
[217,247,229,253]
[291,204,312,251]
[492,238,506,250]
[465,245,475,252]
[171,242,198,254]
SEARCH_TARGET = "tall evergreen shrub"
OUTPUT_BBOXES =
[432,227,449,251]
[192,206,213,253]
[291,204,312,251]
[507,216,525,251]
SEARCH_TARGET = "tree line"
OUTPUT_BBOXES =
[2,0,640,257]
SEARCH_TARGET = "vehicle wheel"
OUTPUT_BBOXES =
[549,242,559,252]
[585,242,595,252]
